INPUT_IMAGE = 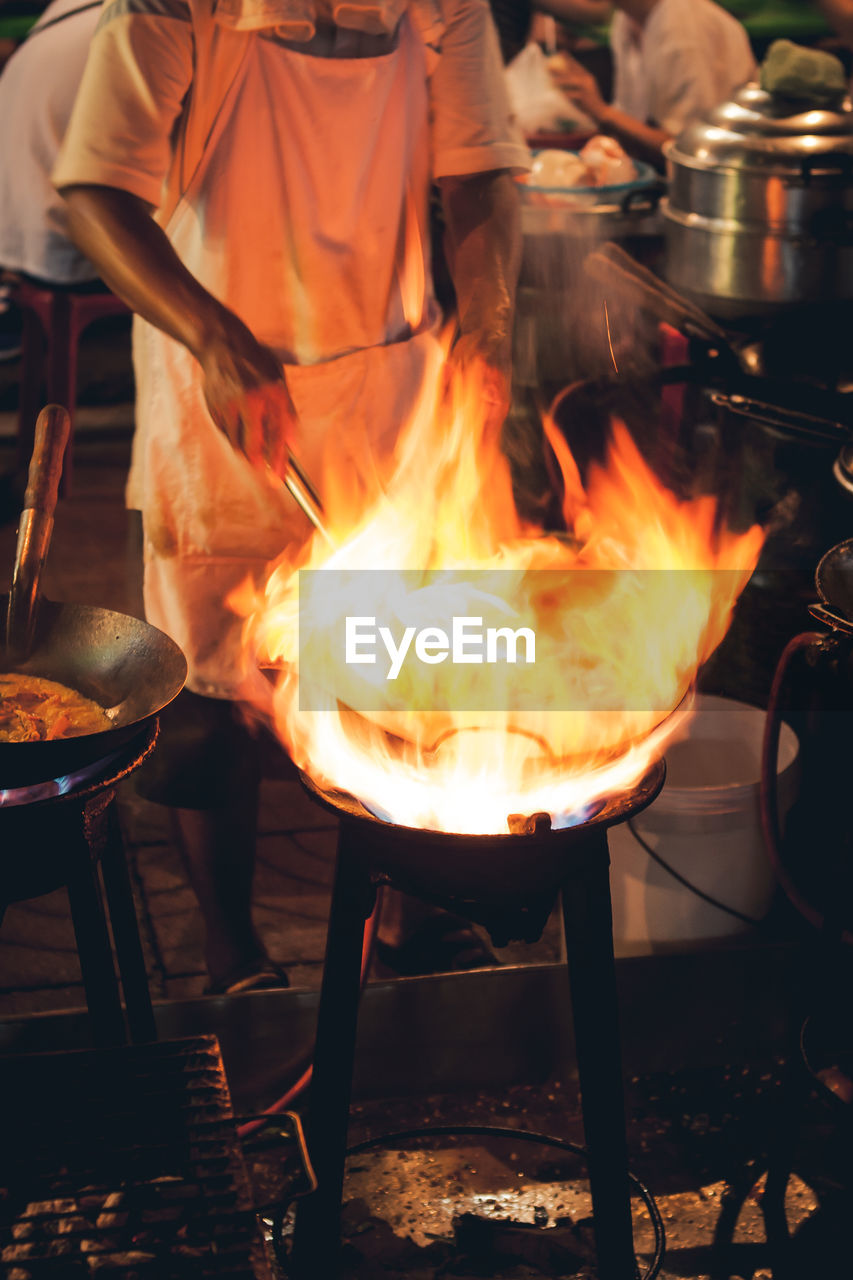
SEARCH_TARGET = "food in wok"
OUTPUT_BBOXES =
[0,672,111,744]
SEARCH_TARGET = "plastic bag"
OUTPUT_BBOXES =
[504,42,594,135]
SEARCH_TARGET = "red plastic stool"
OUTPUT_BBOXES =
[12,277,130,494]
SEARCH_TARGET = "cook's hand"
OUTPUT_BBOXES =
[548,52,608,121]
[448,329,512,442]
[199,314,298,477]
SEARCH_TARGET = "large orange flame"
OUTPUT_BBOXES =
[235,340,763,834]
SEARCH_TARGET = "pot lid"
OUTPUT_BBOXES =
[667,83,853,173]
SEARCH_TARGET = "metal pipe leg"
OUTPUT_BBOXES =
[561,830,637,1280]
[65,819,126,1048]
[98,797,157,1044]
[291,820,375,1278]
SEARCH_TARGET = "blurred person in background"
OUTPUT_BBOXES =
[490,0,611,64]
[817,0,853,45]
[548,0,757,165]
[430,0,611,317]
[54,0,530,993]
[816,0,853,77]
[0,0,104,361]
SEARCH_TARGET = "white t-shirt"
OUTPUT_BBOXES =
[0,0,102,282]
[54,0,529,208]
[611,0,757,137]
[53,0,530,397]
[53,0,529,359]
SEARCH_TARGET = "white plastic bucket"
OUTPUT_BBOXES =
[608,694,799,956]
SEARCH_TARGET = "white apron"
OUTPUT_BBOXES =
[133,13,441,697]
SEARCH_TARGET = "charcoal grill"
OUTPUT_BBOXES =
[0,1035,296,1278]
[290,761,666,1280]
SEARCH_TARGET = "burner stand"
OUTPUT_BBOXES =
[0,723,159,1047]
[291,763,665,1280]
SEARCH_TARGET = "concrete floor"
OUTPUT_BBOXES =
[1,325,851,1279]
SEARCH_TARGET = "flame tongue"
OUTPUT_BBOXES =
[237,340,763,835]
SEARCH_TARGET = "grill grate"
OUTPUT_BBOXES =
[0,1036,272,1278]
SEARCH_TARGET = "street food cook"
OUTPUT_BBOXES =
[49,0,530,993]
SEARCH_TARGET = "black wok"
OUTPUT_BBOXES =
[0,595,187,789]
[1,405,187,789]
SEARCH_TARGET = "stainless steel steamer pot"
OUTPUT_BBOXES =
[662,85,853,318]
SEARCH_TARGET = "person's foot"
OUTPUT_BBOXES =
[204,956,290,996]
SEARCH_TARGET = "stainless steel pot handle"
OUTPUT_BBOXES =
[619,182,666,216]
[800,151,853,187]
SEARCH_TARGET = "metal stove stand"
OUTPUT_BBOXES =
[0,724,159,1047]
[290,764,666,1280]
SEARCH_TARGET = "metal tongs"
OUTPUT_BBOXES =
[280,451,335,547]
[5,404,70,662]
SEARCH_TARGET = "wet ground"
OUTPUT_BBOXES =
[243,1051,850,1279]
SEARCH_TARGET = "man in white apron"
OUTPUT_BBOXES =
[54,0,530,991]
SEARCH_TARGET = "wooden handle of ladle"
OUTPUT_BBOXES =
[24,404,71,514]
[6,405,71,660]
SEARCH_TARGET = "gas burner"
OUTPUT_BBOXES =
[299,760,665,923]
[364,794,606,831]
[0,744,126,808]
[305,761,663,834]
[304,700,688,843]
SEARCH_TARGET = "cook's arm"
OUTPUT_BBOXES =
[60,183,296,475]
[439,168,521,418]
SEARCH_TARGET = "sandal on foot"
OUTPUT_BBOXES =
[205,958,290,996]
